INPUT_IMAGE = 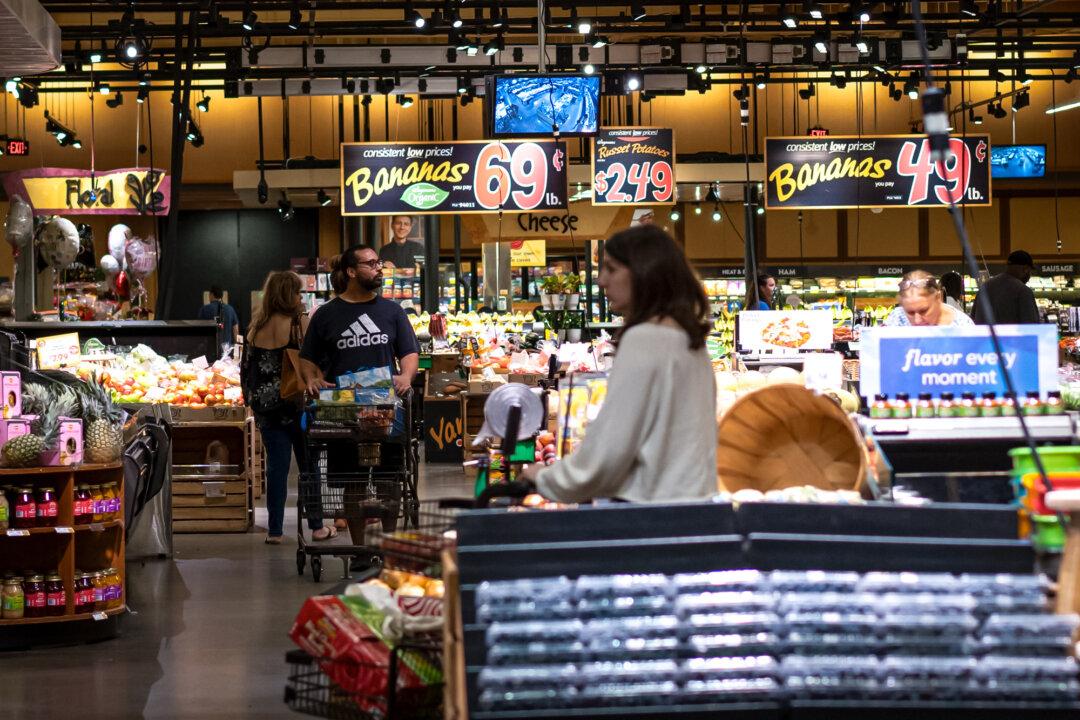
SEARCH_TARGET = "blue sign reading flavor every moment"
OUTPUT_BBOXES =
[860,325,1058,399]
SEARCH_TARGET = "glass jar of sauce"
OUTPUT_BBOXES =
[2,576,24,619]
[0,486,8,532]
[74,484,93,525]
[12,487,35,529]
[101,483,117,521]
[90,485,105,523]
[35,486,58,527]
[109,482,122,518]
[104,567,123,610]
[23,574,46,618]
[73,571,93,613]
[45,573,65,616]
[91,571,108,612]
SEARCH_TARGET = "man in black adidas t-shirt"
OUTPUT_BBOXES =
[300,245,419,397]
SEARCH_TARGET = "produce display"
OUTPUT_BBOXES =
[72,343,242,407]
[409,311,535,345]
[714,368,859,420]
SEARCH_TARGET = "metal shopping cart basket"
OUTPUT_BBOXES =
[285,640,443,720]
[296,394,420,582]
[375,498,470,578]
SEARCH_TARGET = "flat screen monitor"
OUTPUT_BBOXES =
[489,74,601,137]
[990,144,1046,179]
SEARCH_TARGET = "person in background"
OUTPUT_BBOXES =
[973,250,1041,325]
[378,215,425,269]
[883,270,973,327]
[940,271,966,313]
[520,225,716,503]
[198,285,241,355]
[744,272,776,311]
[241,272,335,543]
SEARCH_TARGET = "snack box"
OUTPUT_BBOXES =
[39,417,83,466]
[1,372,20,419]
[0,418,30,446]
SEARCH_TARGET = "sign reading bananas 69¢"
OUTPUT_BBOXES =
[340,140,568,216]
[764,135,991,210]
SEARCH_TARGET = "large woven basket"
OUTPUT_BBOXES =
[716,384,866,494]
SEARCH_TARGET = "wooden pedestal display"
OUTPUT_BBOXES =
[170,418,252,533]
[246,416,264,500]
[0,463,126,645]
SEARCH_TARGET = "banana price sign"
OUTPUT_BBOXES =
[340,140,568,216]
[764,135,991,210]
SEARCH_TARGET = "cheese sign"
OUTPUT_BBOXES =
[860,325,1057,398]
[340,140,568,215]
[764,135,991,209]
[591,128,675,206]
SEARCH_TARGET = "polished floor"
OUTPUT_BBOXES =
[0,460,472,720]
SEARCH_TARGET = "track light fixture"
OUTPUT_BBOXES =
[137,86,148,103]
[407,2,426,29]
[813,32,829,55]
[798,84,815,100]
[781,3,798,28]
[591,35,608,49]
[712,205,722,222]
[754,74,767,89]
[397,94,414,108]
[577,17,592,34]
[960,0,978,17]
[242,4,258,31]
[450,8,463,28]
[98,83,111,95]
[855,33,869,54]
[105,92,124,109]
[1012,91,1030,112]
[1018,69,1033,86]
[831,73,847,89]
[288,0,302,30]
[630,1,647,21]
[278,193,294,221]
[196,95,210,112]
[186,118,203,146]
[856,3,871,22]
[626,74,641,92]
[805,1,824,20]
[889,84,903,101]
[669,208,681,222]
[968,108,983,125]
[584,63,595,75]
[317,189,332,207]
[990,65,1006,83]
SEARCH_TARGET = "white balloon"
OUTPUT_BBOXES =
[38,217,80,269]
[5,196,33,249]
[108,224,131,260]
[99,254,120,276]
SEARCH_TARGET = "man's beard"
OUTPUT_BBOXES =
[358,275,382,292]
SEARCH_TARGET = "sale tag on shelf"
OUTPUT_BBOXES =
[340,140,568,215]
[6,529,29,537]
[591,128,675,206]
[54,526,73,534]
[35,332,81,370]
[803,352,843,392]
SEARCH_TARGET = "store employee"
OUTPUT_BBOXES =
[378,215,426,270]
[300,245,420,399]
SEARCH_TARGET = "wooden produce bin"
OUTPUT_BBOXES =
[245,416,264,500]
[170,416,252,533]
[0,463,126,630]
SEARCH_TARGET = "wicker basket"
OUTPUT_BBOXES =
[716,384,866,494]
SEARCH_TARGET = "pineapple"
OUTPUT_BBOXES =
[80,377,125,463]
[2,386,72,467]
[20,382,48,417]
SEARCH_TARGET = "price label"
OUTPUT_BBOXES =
[192,356,209,370]
[223,386,243,401]
[592,128,676,206]
[54,526,73,534]
[92,611,108,621]
[89,522,105,532]
[6,529,29,537]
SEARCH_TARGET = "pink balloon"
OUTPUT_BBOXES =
[124,236,158,278]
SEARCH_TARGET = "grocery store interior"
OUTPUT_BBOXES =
[4,0,1080,718]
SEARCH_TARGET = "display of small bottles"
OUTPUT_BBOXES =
[868,392,1064,418]
[73,482,121,526]
[1,569,66,619]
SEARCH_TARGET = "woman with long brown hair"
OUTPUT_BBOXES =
[520,225,717,502]
[242,271,335,544]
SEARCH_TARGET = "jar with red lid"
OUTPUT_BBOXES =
[23,574,46,618]
[45,573,65,616]
[35,487,58,527]
[73,572,93,613]
[12,487,35,529]
[73,485,93,525]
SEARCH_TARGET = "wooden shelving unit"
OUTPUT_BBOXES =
[170,421,252,533]
[0,462,125,629]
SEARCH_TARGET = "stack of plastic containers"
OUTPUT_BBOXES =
[473,569,1079,712]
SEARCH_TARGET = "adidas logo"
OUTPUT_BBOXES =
[337,314,390,349]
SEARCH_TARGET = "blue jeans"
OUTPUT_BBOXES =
[259,417,321,536]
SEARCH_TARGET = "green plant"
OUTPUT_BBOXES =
[539,274,564,294]
[563,311,583,329]
[561,273,582,294]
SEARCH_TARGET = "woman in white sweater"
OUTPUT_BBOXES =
[520,225,717,503]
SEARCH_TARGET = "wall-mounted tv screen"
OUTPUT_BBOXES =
[489,74,601,137]
[990,144,1046,179]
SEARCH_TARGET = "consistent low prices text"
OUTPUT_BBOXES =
[860,325,1058,399]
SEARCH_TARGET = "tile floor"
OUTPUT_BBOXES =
[0,460,472,720]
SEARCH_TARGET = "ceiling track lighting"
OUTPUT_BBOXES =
[591,35,608,49]
[105,92,124,109]
[583,63,595,75]
[630,1,647,21]
[813,32,829,55]
[669,208,681,222]
[278,192,294,221]
[968,107,983,125]
[626,74,641,92]
[798,83,815,100]
[781,3,798,28]
[196,95,210,112]
[712,204,722,222]
[960,0,979,18]
[406,2,425,29]
[856,3,871,23]
[242,4,258,32]
[397,94,414,108]
[317,189,332,207]
[288,0,302,31]
[1012,91,1030,112]
[137,86,149,103]
[804,1,824,20]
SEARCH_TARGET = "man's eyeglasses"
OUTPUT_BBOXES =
[356,259,384,269]
[899,277,938,291]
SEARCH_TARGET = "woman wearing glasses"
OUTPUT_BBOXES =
[883,270,974,327]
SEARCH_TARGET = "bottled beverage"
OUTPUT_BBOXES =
[979,392,1001,417]
[869,395,891,419]
[1022,392,1043,416]
[90,485,105,523]
[1046,391,1065,416]
[959,392,979,418]
[92,571,108,612]
[937,392,958,418]
[914,393,935,419]
[891,393,913,419]
[35,486,58,527]
[104,568,123,610]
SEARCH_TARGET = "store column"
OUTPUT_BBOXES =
[481,242,512,312]
[423,216,440,313]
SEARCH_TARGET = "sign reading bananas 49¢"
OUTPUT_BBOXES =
[340,140,568,216]
[764,135,991,209]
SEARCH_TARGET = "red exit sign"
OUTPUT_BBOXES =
[808,127,829,137]
[5,138,30,156]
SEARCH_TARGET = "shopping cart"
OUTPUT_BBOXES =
[284,640,443,720]
[375,498,470,577]
[296,393,420,582]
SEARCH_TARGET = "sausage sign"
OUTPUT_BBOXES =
[764,135,992,210]
[340,140,568,215]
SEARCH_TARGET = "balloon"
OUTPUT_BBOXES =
[113,270,130,300]
[108,224,132,261]
[38,217,80,268]
[124,236,158,278]
[99,254,121,276]
[5,196,33,249]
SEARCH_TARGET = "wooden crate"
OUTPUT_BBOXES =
[460,392,489,437]
[245,416,264,500]
[171,423,252,533]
